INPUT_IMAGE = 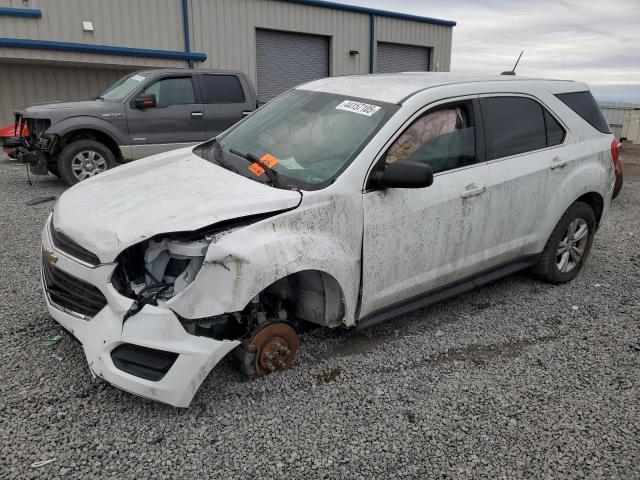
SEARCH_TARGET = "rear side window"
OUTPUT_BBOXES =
[556,91,611,134]
[200,75,246,104]
[482,97,547,160]
[544,110,565,146]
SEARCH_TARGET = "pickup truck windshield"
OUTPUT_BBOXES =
[198,90,397,190]
[100,73,147,101]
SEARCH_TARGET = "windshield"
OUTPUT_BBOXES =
[196,90,397,190]
[100,73,147,101]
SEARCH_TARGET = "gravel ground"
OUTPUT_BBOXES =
[1,152,639,479]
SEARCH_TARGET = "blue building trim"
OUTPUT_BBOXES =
[285,0,456,27]
[0,7,42,18]
[369,14,376,74]
[182,0,194,68]
[0,38,207,62]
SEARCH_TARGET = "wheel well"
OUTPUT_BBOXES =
[178,270,347,342]
[59,129,122,162]
[262,270,346,328]
[576,192,604,227]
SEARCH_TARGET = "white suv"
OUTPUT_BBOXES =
[41,73,616,407]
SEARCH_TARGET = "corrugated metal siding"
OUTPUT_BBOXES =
[376,42,430,73]
[376,16,452,71]
[0,0,184,68]
[599,103,637,139]
[0,62,134,124]
[190,0,371,82]
[256,29,329,100]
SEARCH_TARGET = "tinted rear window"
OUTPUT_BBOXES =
[200,75,245,104]
[482,96,547,160]
[556,91,610,134]
[544,110,565,146]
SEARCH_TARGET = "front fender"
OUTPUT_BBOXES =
[46,116,128,146]
[167,191,363,327]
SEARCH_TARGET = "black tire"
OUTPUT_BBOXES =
[57,139,116,186]
[612,172,623,200]
[47,163,60,177]
[531,201,596,284]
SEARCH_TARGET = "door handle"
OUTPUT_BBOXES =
[460,183,486,198]
[241,110,253,117]
[191,111,203,119]
[550,157,567,170]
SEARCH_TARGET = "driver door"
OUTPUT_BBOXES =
[359,97,495,318]
[125,75,206,159]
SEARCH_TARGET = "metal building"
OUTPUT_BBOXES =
[0,0,455,124]
[599,102,637,140]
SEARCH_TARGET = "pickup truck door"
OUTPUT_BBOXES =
[195,73,255,137]
[124,74,206,159]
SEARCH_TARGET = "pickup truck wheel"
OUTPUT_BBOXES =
[57,140,116,185]
[531,201,596,284]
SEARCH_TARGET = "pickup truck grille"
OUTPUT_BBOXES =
[49,221,101,265]
[42,254,107,318]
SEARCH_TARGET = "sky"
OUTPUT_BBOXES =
[342,0,640,103]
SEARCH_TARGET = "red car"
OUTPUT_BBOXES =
[0,122,28,155]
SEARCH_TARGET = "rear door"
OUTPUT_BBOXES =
[480,95,567,263]
[125,74,206,158]
[196,73,254,138]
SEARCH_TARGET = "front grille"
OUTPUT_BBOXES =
[42,255,107,318]
[49,221,101,265]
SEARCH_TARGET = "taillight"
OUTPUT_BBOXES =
[611,139,622,174]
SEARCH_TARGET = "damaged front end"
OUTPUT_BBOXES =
[113,234,215,322]
[11,111,53,173]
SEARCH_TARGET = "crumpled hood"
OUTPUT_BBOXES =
[52,148,302,262]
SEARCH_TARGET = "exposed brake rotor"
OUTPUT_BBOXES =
[249,322,299,376]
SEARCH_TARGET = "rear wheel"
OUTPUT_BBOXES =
[531,201,596,284]
[57,139,116,185]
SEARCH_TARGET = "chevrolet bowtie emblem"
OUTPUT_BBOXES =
[44,249,58,264]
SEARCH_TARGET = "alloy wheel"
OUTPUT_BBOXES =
[556,218,589,273]
[70,150,108,181]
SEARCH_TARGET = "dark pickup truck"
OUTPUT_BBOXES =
[9,68,258,185]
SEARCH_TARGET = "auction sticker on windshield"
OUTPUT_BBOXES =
[131,75,146,82]
[336,100,381,116]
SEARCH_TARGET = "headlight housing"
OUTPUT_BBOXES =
[112,235,212,302]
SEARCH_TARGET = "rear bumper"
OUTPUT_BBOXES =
[41,217,240,407]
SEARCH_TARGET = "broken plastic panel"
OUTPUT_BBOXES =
[130,238,211,301]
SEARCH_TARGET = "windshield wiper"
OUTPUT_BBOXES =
[229,148,281,187]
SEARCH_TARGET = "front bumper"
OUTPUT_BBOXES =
[41,217,240,407]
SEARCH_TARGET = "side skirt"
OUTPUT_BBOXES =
[354,256,537,331]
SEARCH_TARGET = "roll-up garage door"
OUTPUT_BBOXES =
[376,42,430,73]
[256,29,329,101]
